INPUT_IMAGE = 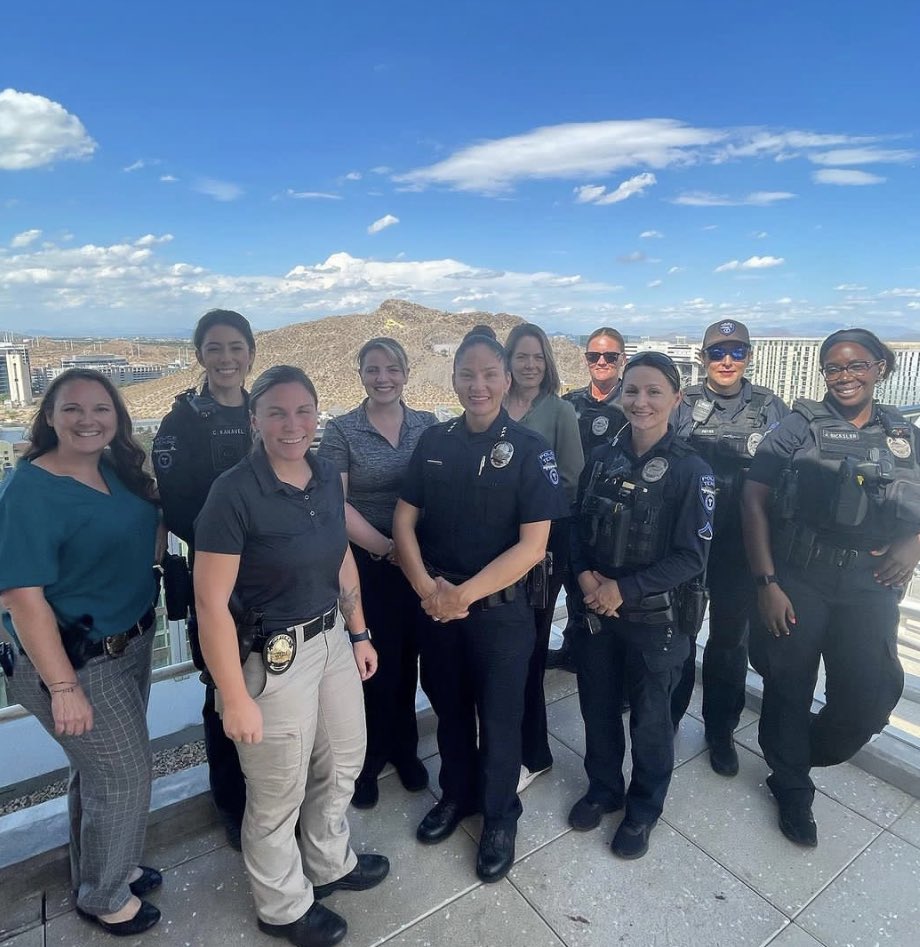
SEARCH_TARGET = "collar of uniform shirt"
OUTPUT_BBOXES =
[250,440,329,495]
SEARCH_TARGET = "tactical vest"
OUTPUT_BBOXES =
[775,398,920,549]
[580,437,696,573]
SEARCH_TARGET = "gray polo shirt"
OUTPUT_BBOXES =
[194,442,346,632]
[318,401,437,534]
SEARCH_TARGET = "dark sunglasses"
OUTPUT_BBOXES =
[705,343,750,361]
[585,351,623,365]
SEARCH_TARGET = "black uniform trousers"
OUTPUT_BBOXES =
[191,613,247,828]
[574,618,690,825]
[352,545,421,777]
[749,557,904,806]
[418,595,535,830]
[671,529,755,735]
[521,518,570,773]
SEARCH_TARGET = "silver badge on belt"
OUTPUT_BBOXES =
[888,436,912,459]
[591,416,609,436]
[263,632,296,674]
[641,457,670,482]
[491,441,514,468]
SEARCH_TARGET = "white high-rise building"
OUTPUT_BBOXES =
[0,344,34,406]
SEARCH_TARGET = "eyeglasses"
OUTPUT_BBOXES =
[585,351,623,365]
[704,343,750,361]
[820,359,881,380]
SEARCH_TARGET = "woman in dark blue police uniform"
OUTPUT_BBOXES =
[393,328,566,885]
[570,352,713,859]
[742,328,916,848]
[152,308,255,848]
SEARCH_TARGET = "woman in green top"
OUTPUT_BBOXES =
[504,323,584,792]
[0,370,162,937]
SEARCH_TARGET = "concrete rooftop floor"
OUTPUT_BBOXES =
[2,665,920,947]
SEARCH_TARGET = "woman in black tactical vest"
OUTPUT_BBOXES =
[742,328,916,848]
[152,308,256,848]
[569,352,713,860]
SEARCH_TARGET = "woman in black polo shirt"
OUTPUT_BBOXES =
[194,366,389,947]
[393,328,566,886]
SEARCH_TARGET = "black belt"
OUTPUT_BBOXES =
[774,522,865,570]
[251,605,338,652]
[85,608,155,659]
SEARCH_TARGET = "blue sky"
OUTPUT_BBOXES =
[1,0,918,338]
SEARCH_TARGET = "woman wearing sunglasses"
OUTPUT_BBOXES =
[671,321,788,776]
[742,328,916,848]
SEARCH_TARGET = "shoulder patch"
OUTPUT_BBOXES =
[699,473,716,512]
[538,449,560,486]
[698,522,713,541]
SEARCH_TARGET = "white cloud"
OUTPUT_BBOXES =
[193,177,244,201]
[0,88,97,170]
[752,231,769,239]
[673,190,796,207]
[370,165,392,175]
[667,266,683,274]
[574,172,657,206]
[647,279,663,288]
[640,230,664,239]
[835,283,867,291]
[617,250,647,264]
[809,148,916,166]
[134,233,173,247]
[344,171,362,181]
[11,228,42,248]
[160,174,178,183]
[715,255,785,272]
[123,159,147,172]
[367,214,399,234]
[813,168,886,186]
[283,188,342,200]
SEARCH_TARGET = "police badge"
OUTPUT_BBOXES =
[591,415,609,436]
[490,441,514,468]
[263,632,296,674]
[641,457,670,483]
[747,432,764,456]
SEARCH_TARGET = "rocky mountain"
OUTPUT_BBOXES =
[122,299,590,418]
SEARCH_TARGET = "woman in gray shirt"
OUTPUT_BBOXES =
[504,324,584,793]
[318,338,437,809]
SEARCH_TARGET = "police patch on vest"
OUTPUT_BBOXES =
[821,430,859,441]
[152,435,177,471]
[263,632,296,674]
[698,522,713,540]
[641,457,669,483]
[539,449,560,485]
[591,415,609,436]
[700,474,716,512]
[491,441,514,468]
[747,432,763,456]
[888,436,912,459]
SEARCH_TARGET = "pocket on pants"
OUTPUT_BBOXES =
[242,652,269,700]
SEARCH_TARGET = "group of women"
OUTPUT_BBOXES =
[0,307,914,945]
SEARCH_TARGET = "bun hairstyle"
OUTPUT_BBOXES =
[622,351,682,392]
[453,325,509,372]
[819,328,896,380]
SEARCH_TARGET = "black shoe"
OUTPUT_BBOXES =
[312,853,390,899]
[546,641,576,672]
[707,734,740,777]
[76,900,161,937]
[128,866,163,897]
[567,795,623,831]
[476,826,516,883]
[611,819,656,859]
[258,902,347,947]
[416,800,474,845]
[394,756,429,792]
[778,802,818,847]
[351,775,379,809]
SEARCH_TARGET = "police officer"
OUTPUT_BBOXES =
[671,320,788,776]
[549,327,628,671]
[569,352,712,859]
[393,327,566,884]
[742,328,915,848]
[153,308,255,848]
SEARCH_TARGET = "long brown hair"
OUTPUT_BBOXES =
[504,323,561,397]
[25,369,156,501]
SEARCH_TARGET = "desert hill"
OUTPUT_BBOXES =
[122,300,590,418]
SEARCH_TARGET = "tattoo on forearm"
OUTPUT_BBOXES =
[339,583,359,622]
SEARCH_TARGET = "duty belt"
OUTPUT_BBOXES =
[773,522,864,570]
[251,604,338,652]
[80,608,155,660]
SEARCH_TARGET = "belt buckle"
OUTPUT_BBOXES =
[103,633,129,657]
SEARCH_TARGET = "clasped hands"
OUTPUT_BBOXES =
[421,576,470,623]
[579,570,623,618]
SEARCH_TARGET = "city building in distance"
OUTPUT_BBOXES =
[0,344,34,407]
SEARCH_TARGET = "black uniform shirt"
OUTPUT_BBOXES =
[571,427,714,607]
[194,443,347,632]
[563,382,627,457]
[400,409,568,577]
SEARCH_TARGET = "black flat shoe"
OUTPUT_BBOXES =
[394,756,429,792]
[778,802,818,847]
[416,800,474,845]
[567,795,623,832]
[76,900,161,937]
[258,901,347,947]
[312,853,390,899]
[611,819,657,859]
[129,866,163,897]
[476,826,515,883]
[351,775,379,809]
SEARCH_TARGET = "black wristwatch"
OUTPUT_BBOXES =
[348,629,372,644]
[753,574,778,587]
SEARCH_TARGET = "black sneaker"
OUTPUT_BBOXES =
[476,826,515,883]
[567,795,623,831]
[706,733,739,777]
[351,775,379,809]
[312,853,390,899]
[610,819,656,859]
[257,902,347,947]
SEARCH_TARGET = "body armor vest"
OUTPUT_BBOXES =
[774,398,920,549]
[182,387,251,476]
